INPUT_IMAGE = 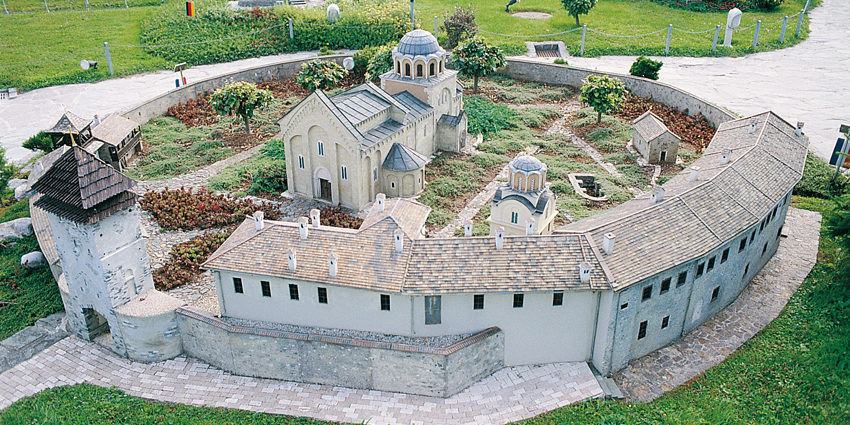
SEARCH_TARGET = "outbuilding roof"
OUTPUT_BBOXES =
[46,111,91,135]
[90,114,138,146]
[633,110,677,141]
[382,142,428,172]
[359,197,431,239]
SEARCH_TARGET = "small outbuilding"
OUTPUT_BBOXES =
[44,112,143,172]
[632,110,680,164]
[488,154,557,236]
[382,142,427,198]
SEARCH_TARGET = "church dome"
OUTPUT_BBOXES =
[508,154,547,192]
[510,155,546,173]
[397,29,441,56]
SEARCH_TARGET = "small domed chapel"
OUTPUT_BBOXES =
[278,29,467,210]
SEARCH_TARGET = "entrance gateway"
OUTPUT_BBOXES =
[320,179,332,201]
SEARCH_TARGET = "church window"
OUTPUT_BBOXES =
[416,64,423,77]
[696,262,705,278]
[233,277,243,294]
[373,167,378,181]
[511,211,518,224]
[298,155,305,169]
[513,293,524,308]
[429,62,435,76]
[710,286,720,303]
[661,316,670,329]
[391,181,396,189]
[721,248,729,263]
[707,256,716,272]
[750,230,756,244]
[620,303,629,310]
[637,321,648,339]
[425,296,441,324]
[642,285,652,301]
[318,287,328,304]
[261,281,271,297]
[660,278,671,294]
[289,284,299,300]
[405,63,411,77]
[341,165,348,180]
[553,292,564,306]
[439,60,444,73]
[381,294,391,311]
[473,294,484,310]
[396,61,400,74]
[759,219,765,233]
[762,242,768,255]
[318,141,325,156]
[677,271,688,287]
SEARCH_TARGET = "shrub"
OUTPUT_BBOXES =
[209,81,273,135]
[442,6,477,49]
[22,131,55,152]
[630,56,663,80]
[353,45,381,75]
[249,160,287,194]
[794,153,849,199]
[561,0,597,26]
[649,0,783,12]
[319,205,363,229]
[261,138,286,160]
[365,44,394,80]
[296,60,348,92]
[580,75,628,123]
[452,39,506,93]
[465,96,515,135]
[553,58,568,65]
[153,231,231,291]
[0,149,15,199]
[140,187,280,230]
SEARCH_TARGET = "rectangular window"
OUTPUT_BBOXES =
[776,225,783,240]
[660,278,671,294]
[298,155,305,169]
[743,263,750,278]
[473,294,484,310]
[288,284,299,300]
[373,168,378,181]
[553,292,564,306]
[318,141,325,156]
[513,293,524,308]
[739,238,747,252]
[721,248,730,263]
[425,296,441,324]
[341,165,348,180]
[380,294,391,311]
[759,220,765,233]
[711,286,720,302]
[620,302,629,310]
[642,285,653,301]
[661,315,670,329]
[750,231,756,244]
[762,242,768,255]
[511,211,518,224]
[261,281,271,297]
[233,277,243,294]
[638,321,648,340]
[696,262,705,278]
[707,256,716,272]
[317,287,328,304]
[677,271,688,287]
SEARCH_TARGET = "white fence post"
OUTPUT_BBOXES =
[104,42,114,75]
[580,25,586,56]
[712,25,720,53]
[85,0,89,10]
[665,24,672,56]
[780,16,788,43]
[796,10,804,37]
[434,16,438,37]
[43,0,49,12]
[752,20,761,50]
[289,18,294,39]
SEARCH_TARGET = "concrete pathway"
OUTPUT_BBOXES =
[613,207,822,401]
[0,340,602,424]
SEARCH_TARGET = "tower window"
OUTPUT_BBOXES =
[233,277,243,294]
[341,165,348,180]
[416,64,423,77]
[288,284,299,300]
[317,287,328,304]
[473,294,484,310]
[677,271,688,287]
[380,294,391,311]
[425,296,441,324]
[511,211,518,224]
[429,62,435,76]
[553,292,564,306]
[513,293,524,308]
[261,281,271,297]
[638,321,648,339]
[721,248,729,263]
[404,63,411,77]
[710,286,720,302]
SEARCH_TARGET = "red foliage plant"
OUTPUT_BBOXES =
[166,93,217,127]
[140,187,280,231]
[153,230,231,291]
[616,94,716,151]
[319,205,364,229]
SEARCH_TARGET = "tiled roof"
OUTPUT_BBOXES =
[360,198,430,239]
[560,112,806,290]
[332,91,391,127]
[437,112,465,128]
[361,120,404,149]
[91,114,138,146]
[382,142,428,172]
[29,194,59,266]
[392,91,432,120]
[492,185,550,215]
[633,110,675,141]
[46,111,91,134]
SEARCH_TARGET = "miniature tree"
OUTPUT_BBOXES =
[22,131,55,152]
[452,39,506,93]
[0,148,16,201]
[579,75,627,124]
[442,5,477,49]
[296,60,348,92]
[209,81,274,135]
[561,0,597,27]
[629,56,663,80]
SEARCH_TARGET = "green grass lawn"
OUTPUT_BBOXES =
[1,194,846,423]
[2,0,159,13]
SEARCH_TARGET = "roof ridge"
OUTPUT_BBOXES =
[315,90,364,141]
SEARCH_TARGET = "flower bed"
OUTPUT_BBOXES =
[319,205,363,229]
[615,94,716,151]
[153,230,231,291]
[140,187,280,231]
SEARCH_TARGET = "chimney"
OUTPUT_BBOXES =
[328,252,338,277]
[298,217,309,239]
[310,208,320,227]
[720,149,732,165]
[495,227,505,250]
[650,186,665,204]
[286,248,297,272]
[463,221,473,237]
[376,193,386,212]
[93,114,100,126]
[393,229,404,253]
[579,262,592,284]
[748,118,758,134]
[795,122,804,137]
[689,166,700,182]
[602,233,615,255]
[253,211,264,231]
[525,218,536,236]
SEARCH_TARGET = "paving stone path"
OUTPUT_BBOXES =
[0,339,602,425]
[612,207,822,401]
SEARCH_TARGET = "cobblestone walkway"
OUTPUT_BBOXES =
[612,207,822,401]
[0,338,602,424]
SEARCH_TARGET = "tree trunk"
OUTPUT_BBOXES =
[575,14,581,27]
[242,114,251,135]
[473,76,479,93]
[597,110,602,124]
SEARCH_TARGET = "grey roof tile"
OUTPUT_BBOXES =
[382,142,428,171]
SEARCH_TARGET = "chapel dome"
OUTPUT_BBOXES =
[508,154,547,192]
[397,29,441,56]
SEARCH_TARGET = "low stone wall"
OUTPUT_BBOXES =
[0,313,68,373]
[501,58,736,128]
[122,55,349,126]
[176,306,504,397]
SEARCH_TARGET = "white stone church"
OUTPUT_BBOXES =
[277,29,467,210]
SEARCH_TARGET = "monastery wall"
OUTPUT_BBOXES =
[176,306,504,397]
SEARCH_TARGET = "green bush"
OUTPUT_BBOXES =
[553,58,568,65]
[365,44,394,80]
[22,131,55,152]
[452,39,506,93]
[296,60,348,92]
[794,152,849,198]
[249,160,287,194]
[1,234,62,340]
[649,0,784,12]
[353,45,381,75]
[465,96,516,135]
[580,75,627,123]
[442,5,477,49]
[629,56,663,80]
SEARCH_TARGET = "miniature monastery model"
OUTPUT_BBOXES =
[277,29,467,210]
[632,110,681,164]
[26,30,809,398]
[487,153,557,236]
[45,111,143,172]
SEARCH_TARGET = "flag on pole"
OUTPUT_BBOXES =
[829,138,849,169]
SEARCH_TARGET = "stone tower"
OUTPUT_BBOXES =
[488,154,558,236]
[31,146,183,361]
